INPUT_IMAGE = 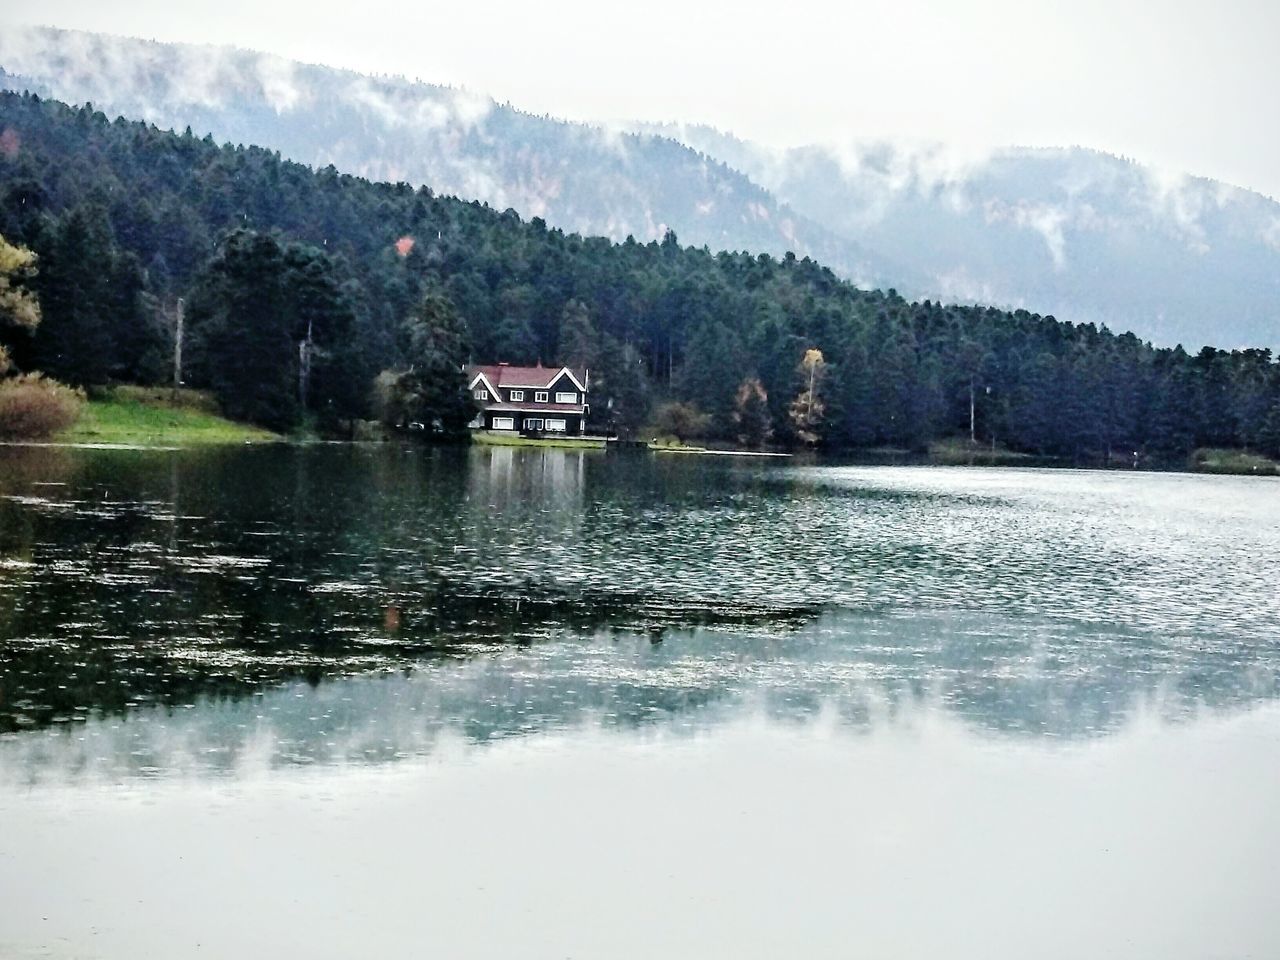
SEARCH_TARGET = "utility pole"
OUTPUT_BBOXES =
[969,377,976,445]
[171,297,184,399]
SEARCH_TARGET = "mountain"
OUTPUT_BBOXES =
[638,124,1280,350]
[1,26,1278,349]
[0,26,896,288]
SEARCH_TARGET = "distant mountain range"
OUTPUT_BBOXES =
[640,124,1280,350]
[1,26,1277,349]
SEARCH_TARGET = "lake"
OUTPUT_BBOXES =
[1,444,1278,959]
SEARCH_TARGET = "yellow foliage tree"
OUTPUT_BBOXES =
[0,233,42,374]
[788,347,827,445]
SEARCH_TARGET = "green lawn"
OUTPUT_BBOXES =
[647,438,708,453]
[472,430,606,449]
[928,438,1037,466]
[56,387,278,447]
[1191,448,1279,476]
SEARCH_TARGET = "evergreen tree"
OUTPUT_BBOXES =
[385,287,474,437]
[559,299,599,371]
[187,229,299,430]
[594,337,650,437]
[31,205,117,385]
[1255,399,1280,458]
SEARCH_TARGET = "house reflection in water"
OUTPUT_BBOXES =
[467,446,587,543]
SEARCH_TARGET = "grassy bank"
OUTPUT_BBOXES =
[1191,448,1279,476]
[645,438,793,458]
[56,386,278,447]
[473,430,606,450]
[928,438,1039,466]
[647,438,708,454]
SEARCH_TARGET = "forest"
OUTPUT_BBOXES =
[1,90,1278,459]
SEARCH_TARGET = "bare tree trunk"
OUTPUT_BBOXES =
[298,319,313,408]
[807,361,816,426]
[171,298,184,400]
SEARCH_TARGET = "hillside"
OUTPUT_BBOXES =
[641,124,1280,350]
[1,90,1278,462]
[0,26,894,288]
[2,27,1277,349]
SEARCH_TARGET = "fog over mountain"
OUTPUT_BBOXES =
[2,26,1277,349]
[0,27,893,287]
[641,124,1280,349]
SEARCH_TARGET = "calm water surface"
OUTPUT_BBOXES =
[1,445,1278,958]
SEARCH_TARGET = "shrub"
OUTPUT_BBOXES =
[0,373,85,439]
[650,401,712,443]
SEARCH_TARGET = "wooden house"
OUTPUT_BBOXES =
[467,363,590,436]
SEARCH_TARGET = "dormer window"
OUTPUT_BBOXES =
[535,391,549,403]
[474,388,488,400]
[509,390,524,402]
[556,391,577,404]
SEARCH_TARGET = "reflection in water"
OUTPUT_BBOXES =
[1,704,1278,960]
[1,444,1279,743]
[2,608,1278,784]
[3,445,1280,960]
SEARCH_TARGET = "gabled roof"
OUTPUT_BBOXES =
[468,363,588,392]
[468,369,501,399]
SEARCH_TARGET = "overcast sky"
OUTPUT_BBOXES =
[4,0,1279,197]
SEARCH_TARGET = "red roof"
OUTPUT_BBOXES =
[468,363,587,391]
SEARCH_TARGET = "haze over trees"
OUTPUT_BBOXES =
[3,27,1279,349]
[1,91,1278,460]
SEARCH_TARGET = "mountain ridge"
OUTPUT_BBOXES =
[0,27,906,288]
[1,26,1277,349]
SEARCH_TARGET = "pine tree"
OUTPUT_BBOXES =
[391,287,474,437]
[187,229,298,430]
[559,299,599,371]
[31,205,117,385]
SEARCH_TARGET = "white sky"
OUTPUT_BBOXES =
[4,0,1279,197]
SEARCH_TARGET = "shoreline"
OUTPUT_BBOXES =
[4,437,1276,478]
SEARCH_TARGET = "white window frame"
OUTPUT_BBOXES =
[545,418,567,433]
[509,389,524,402]
[523,417,544,431]
[555,391,577,404]
[474,388,488,400]
[491,416,515,431]
[535,391,549,403]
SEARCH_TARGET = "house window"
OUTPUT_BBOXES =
[523,418,544,431]
[535,391,549,403]
[491,416,515,430]
[473,389,488,400]
[509,390,524,402]
[545,418,567,432]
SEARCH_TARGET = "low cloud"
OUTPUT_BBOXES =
[1262,219,1280,253]
[1142,166,1213,255]
[984,200,1069,271]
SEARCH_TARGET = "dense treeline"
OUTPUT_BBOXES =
[1,91,1278,458]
